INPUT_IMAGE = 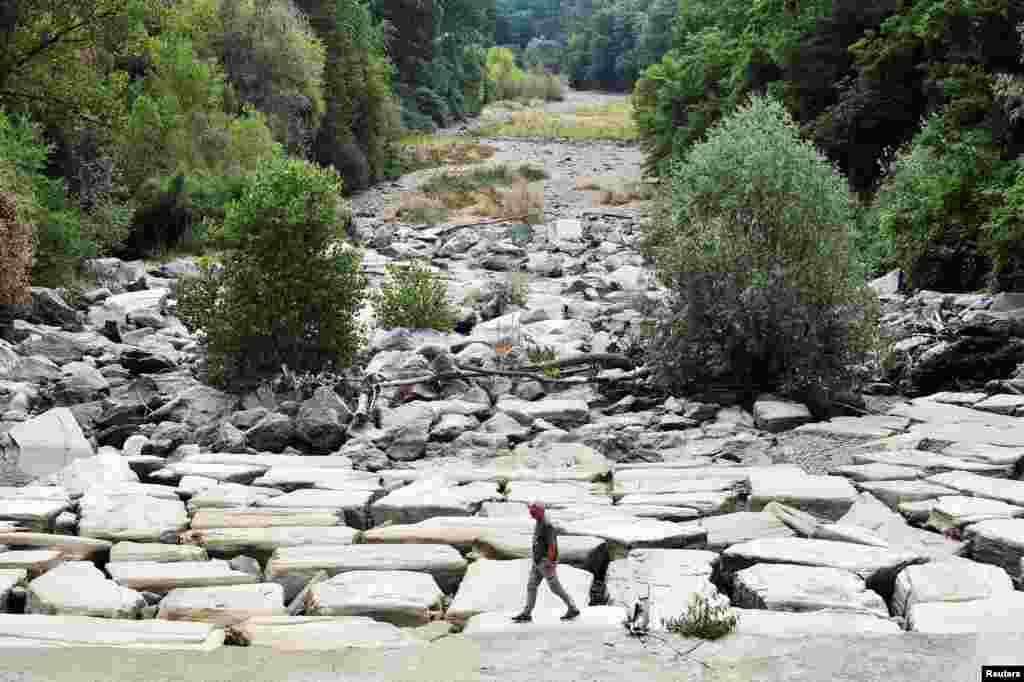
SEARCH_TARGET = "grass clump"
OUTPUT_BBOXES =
[575,175,657,205]
[396,136,498,173]
[372,259,457,331]
[664,593,738,640]
[393,163,546,226]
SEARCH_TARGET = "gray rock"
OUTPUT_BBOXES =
[7,408,94,480]
[429,414,478,441]
[158,583,285,626]
[926,496,1024,533]
[211,422,247,454]
[856,480,958,510]
[963,519,1024,578]
[832,463,924,482]
[696,512,796,552]
[307,570,443,625]
[497,397,590,428]
[605,549,720,630]
[27,561,145,618]
[733,563,888,616]
[722,538,926,597]
[245,413,295,452]
[733,608,901,637]
[229,556,263,579]
[868,270,901,296]
[907,593,1024,633]
[446,558,591,623]
[753,396,813,433]
[892,557,1013,617]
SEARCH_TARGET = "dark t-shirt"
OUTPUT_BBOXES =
[532,517,558,563]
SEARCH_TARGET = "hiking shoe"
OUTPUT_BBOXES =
[561,608,581,621]
[511,613,532,623]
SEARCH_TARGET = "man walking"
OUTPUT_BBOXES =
[511,501,581,623]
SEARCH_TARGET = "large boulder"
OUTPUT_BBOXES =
[892,557,1013,617]
[604,549,720,631]
[306,570,443,625]
[732,563,888,617]
[158,584,285,626]
[6,408,93,480]
[27,561,144,618]
[752,396,813,433]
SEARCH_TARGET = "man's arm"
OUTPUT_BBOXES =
[546,522,558,562]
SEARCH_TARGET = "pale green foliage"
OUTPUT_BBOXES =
[372,260,457,331]
[643,95,876,402]
[177,156,367,387]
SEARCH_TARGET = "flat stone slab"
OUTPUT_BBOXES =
[962,519,1024,578]
[7,408,93,480]
[229,615,422,650]
[853,450,1007,475]
[370,479,496,525]
[795,416,910,439]
[266,544,468,593]
[855,480,958,510]
[501,481,612,508]
[722,538,926,597]
[110,542,208,563]
[107,560,260,594]
[928,392,988,407]
[927,472,1024,506]
[252,468,384,492]
[907,421,1024,448]
[0,550,62,578]
[605,549,720,631]
[748,472,858,520]
[496,398,590,428]
[0,501,70,530]
[255,489,376,529]
[159,584,285,626]
[832,464,924,482]
[940,442,1024,466]
[182,526,358,558]
[908,593,1024,633]
[27,561,144,618]
[559,517,706,554]
[0,614,224,650]
[0,569,24,612]
[694,512,796,551]
[892,557,1013,617]
[926,496,1024,532]
[462,605,627,636]
[616,492,738,516]
[181,453,353,470]
[733,564,888,617]
[608,476,740,496]
[446,558,592,623]
[733,608,902,637]
[974,394,1024,415]
[362,517,533,549]
[473,532,607,573]
[154,463,267,485]
[186,485,279,511]
[77,494,187,542]
[306,570,443,625]
[190,509,343,530]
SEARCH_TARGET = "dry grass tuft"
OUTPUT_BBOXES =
[476,100,638,141]
[575,174,656,206]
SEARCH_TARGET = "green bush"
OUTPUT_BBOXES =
[372,260,457,331]
[177,156,367,387]
[642,95,877,405]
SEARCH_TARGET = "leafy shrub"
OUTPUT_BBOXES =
[372,260,457,331]
[642,95,877,406]
[664,593,738,640]
[486,47,564,102]
[177,156,367,387]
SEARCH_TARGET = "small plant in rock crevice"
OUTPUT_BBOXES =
[664,592,738,640]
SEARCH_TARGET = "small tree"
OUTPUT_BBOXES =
[178,156,367,387]
[642,94,877,406]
